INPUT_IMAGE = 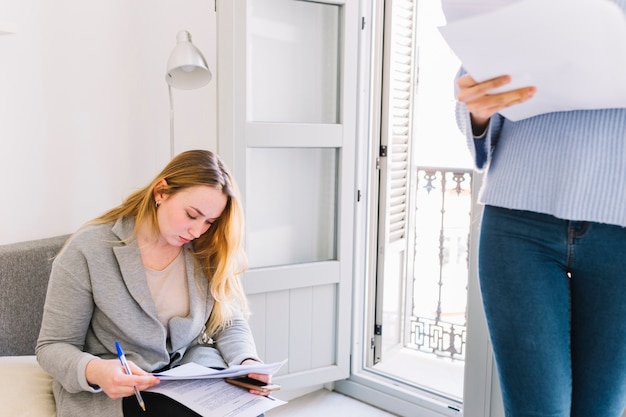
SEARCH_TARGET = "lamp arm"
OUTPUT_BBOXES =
[168,84,175,159]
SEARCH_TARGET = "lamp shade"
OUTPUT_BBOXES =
[165,30,211,90]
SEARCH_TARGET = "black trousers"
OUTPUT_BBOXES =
[123,392,201,416]
[123,393,265,417]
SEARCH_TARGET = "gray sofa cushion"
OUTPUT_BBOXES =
[0,235,69,356]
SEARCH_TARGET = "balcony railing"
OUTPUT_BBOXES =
[407,167,473,361]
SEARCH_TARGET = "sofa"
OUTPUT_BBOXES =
[0,234,69,416]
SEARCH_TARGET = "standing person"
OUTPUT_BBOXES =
[36,150,270,417]
[455,12,626,417]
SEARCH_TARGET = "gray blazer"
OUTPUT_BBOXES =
[36,217,260,417]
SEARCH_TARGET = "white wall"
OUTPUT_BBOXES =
[0,0,218,245]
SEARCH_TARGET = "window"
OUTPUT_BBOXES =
[335,1,495,415]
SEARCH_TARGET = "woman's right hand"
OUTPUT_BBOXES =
[456,74,536,134]
[86,358,160,399]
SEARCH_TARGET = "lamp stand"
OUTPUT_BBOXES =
[168,84,175,159]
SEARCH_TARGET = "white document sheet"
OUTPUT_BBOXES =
[146,378,286,417]
[146,360,288,416]
[154,359,287,380]
[439,0,626,121]
[441,0,519,22]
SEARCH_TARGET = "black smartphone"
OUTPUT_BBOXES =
[225,376,281,392]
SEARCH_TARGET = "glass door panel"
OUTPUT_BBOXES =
[246,147,338,268]
[247,0,340,123]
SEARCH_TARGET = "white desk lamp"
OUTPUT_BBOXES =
[165,30,212,158]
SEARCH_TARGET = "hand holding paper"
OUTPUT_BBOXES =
[439,0,626,121]
[456,73,536,132]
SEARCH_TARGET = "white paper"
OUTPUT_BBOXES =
[154,359,287,380]
[441,0,519,22]
[146,378,286,417]
[146,360,288,416]
[439,0,626,120]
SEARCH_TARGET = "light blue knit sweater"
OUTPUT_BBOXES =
[455,1,626,228]
[457,106,626,228]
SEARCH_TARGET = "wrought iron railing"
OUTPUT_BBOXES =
[407,168,473,361]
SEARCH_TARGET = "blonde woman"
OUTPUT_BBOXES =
[37,150,268,417]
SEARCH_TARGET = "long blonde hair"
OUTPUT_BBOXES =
[93,150,248,336]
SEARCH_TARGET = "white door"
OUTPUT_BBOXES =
[216,0,360,390]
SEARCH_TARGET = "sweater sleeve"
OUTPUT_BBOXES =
[213,316,262,366]
[36,244,101,394]
[179,315,262,369]
[454,67,504,171]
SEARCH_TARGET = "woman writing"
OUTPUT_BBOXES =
[36,149,269,416]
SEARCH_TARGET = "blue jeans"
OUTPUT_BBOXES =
[479,206,626,417]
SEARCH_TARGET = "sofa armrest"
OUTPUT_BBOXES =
[0,356,56,416]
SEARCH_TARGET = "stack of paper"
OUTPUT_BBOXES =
[439,0,626,120]
[146,360,288,417]
[153,359,287,380]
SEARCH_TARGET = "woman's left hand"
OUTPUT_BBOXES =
[241,359,272,396]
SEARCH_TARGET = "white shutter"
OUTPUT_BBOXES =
[373,0,416,364]
[385,0,414,243]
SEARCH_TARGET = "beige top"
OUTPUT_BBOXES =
[145,250,190,329]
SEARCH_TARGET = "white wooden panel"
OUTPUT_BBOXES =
[242,261,340,294]
[265,291,291,376]
[311,284,337,367]
[246,123,342,148]
[249,285,342,378]
[288,287,314,372]
[247,293,267,359]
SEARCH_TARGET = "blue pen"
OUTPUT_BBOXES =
[115,341,146,412]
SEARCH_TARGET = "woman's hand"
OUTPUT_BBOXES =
[85,358,160,399]
[456,74,536,134]
[241,358,272,396]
